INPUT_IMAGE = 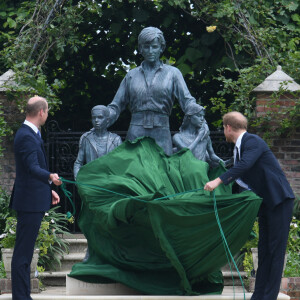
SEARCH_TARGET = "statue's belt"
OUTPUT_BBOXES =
[130,111,169,129]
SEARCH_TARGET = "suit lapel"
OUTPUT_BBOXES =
[23,124,48,168]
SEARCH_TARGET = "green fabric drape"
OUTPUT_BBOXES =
[68,137,262,295]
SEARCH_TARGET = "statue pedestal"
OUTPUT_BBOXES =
[65,276,291,300]
[66,276,141,295]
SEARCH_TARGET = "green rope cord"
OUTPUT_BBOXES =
[212,190,246,300]
[60,180,76,223]
[59,176,246,298]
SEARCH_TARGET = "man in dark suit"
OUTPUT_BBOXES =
[10,96,62,300]
[204,111,294,300]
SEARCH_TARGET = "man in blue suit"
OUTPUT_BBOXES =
[204,111,294,300]
[10,96,62,300]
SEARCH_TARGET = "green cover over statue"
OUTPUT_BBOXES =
[69,137,262,295]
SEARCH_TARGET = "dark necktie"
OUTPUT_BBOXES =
[235,146,240,164]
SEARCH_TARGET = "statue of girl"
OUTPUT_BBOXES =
[173,103,227,167]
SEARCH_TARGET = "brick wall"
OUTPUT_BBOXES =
[0,137,15,193]
[281,277,300,300]
[255,92,300,198]
[0,94,24,193]
[271,132,300,197]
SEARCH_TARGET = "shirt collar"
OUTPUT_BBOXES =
[140,60,164,72]
[24,120,39,134]
[235,131,247,150]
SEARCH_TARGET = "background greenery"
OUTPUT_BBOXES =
[0,0,299,133]
[0,0,299,278]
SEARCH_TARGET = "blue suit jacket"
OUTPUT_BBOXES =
[220,132,294,209]
[11,124,52,212]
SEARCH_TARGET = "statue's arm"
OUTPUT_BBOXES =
[172,133,187,150]
[206,137,223,163]
[173,68,196,112]
[107,76,129,127]
[189,123,210,150]
[73,136,86,180]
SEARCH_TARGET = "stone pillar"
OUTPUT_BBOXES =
[253,66,300,197]
[0,70,25,193]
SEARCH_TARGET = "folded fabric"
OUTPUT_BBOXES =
[68,137,262,295]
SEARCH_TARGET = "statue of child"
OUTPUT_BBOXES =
[173,103,228,167]
[74,105,122,179]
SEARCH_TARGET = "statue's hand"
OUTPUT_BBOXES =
[224,157,234,167]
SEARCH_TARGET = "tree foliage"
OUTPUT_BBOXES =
[0,0,299,134]
[157,0,300,129]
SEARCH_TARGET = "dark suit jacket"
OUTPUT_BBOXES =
[10,123,52,212]
[220,132,294,209]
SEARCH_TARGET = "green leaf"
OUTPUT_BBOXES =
[177,63,192,76]
[7,17,16,28]
[287,2,298,11]
[249,15,258,25]
[291,13,300,22]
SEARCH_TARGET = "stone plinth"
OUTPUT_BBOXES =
[0,278,39,294]
[66,276,141,295]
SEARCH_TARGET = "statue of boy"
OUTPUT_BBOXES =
[107,26,197,155]
[74,105,122,262]
[74,105,122,179]
[173,103,227,167]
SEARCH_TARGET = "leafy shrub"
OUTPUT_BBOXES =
[0,188,15,234]
[0,206,70,270]
[37,206,70,270]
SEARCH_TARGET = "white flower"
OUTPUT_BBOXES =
[9,229,15,234]
[0,233,7,239]
[45,213,49,216]
[51,219,55,224]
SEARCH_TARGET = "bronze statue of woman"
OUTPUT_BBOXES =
[107,27,197,155]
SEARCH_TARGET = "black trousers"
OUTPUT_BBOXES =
[11,211,44,300]
[251,198,294,300]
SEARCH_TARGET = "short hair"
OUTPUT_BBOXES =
[138,27,166,53]
[222,111,248,131]
[26,96,47,117]
[185,103,205,116]
[91,105,109,118]
[180,103,205,130]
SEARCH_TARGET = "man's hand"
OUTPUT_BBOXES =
[49,173,62,186]
[204,177,223,192]
[52,190,60,205]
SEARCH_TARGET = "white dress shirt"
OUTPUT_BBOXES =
[234,132,251,190]
[24,120,39,135]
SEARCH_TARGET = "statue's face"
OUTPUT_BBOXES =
[91,110,108,130]
[190,111,205,128]
[140,37,162,63]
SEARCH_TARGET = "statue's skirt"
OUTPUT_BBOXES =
[68,137,261,295]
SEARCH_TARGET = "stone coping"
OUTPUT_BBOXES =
[0,293,290,300]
